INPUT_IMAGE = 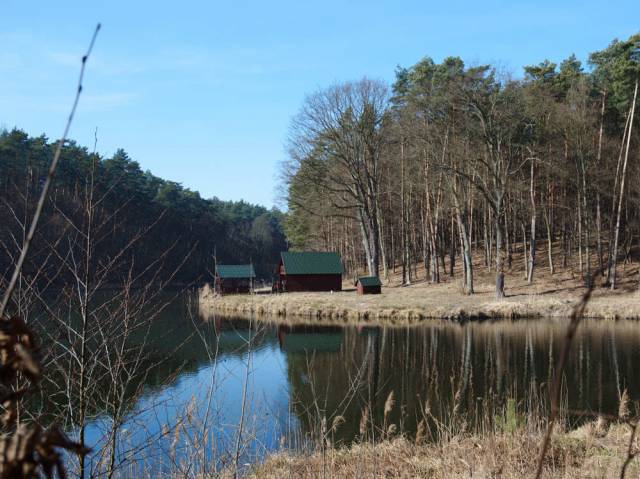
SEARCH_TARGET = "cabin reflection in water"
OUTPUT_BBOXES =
[277,320,640,447]
[277,325,344,353]
[209,316,278,357]
[201,316,640,449]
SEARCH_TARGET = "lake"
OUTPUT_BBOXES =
[73,294,640,475]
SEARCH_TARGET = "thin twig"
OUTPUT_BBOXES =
[620,420,639,479]
[534,269,599,479]
[0,23,101,318]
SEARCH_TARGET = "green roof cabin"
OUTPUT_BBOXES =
[215,264,256,295]
[356,276,382,295]
[276,251,343,292]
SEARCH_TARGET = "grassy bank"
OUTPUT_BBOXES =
[200,252,640,322]
[244,422,639,478]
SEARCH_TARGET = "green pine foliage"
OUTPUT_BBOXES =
[283,32,640,281]
[0,129,287,283]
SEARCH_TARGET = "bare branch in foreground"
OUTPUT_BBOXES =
[534,269,599,479]
[0,23,101,318]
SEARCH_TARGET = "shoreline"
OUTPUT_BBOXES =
[198,278,640,324]
[240,422,638,478]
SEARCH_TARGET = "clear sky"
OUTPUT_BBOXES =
[1,1,637,207]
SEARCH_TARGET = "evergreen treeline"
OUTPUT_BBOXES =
[0,129,286,284]
[283,33,640,297]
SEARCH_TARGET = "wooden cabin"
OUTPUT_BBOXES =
[356,276,382,295]
[214,264,255,295]
[276,251,343,292]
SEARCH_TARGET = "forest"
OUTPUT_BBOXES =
[1,21,640,479]
[0,129,287,285]
[283,32,640,298]
[0,122,291,475]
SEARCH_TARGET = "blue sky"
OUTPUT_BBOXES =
[1,1,637,207]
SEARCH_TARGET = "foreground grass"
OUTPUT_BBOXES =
[200,250,640,323]
[244,423,639,478]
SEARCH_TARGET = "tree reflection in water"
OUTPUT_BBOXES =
[279,320,640,447]
[59,307,640,474]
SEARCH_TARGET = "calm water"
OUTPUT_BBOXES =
[73,295,640,474]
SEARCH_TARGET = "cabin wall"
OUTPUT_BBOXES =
[216,277,252,294]
[357,283,381,295]
[281,274,342,292]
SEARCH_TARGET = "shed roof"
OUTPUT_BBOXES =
[281,251,343,275]
[216,264,256,279]
[357,276,382,287]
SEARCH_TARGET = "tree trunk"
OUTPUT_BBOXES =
[543,203,555,275]
[582,179,591,286]
[527,158,536,284]
[377,200,388,281]
[449,214,455,276]
[611,79,638,290]
[505,202,512,269]
[577,189,583,274]
[369,212,380,277]
[522,222,529,280]
[495,195,505,299]
[358,209,373,275]
[401,139,409,285]
[451,177,474,294]
[596,91,606,276]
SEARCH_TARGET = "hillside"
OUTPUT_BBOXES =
[0,129,287,285]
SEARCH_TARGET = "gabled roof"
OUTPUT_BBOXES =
[357,276,381,287]
[216,264,256,279]
[281,251,343,275]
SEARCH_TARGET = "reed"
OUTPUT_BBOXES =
[243,391,640,478]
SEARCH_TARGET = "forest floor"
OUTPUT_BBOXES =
[238,422,639,478]
[200,248,640,323]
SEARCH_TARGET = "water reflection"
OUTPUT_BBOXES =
[281,319,640,446]
[277,325,344,353]
[69,302,640,473]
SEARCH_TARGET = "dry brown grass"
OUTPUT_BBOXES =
[241,423,639,478]
[200,248,640,323]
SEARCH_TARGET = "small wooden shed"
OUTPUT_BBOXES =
[214,264,255,295]
[356,276,382,295]
[277,251,343,292]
